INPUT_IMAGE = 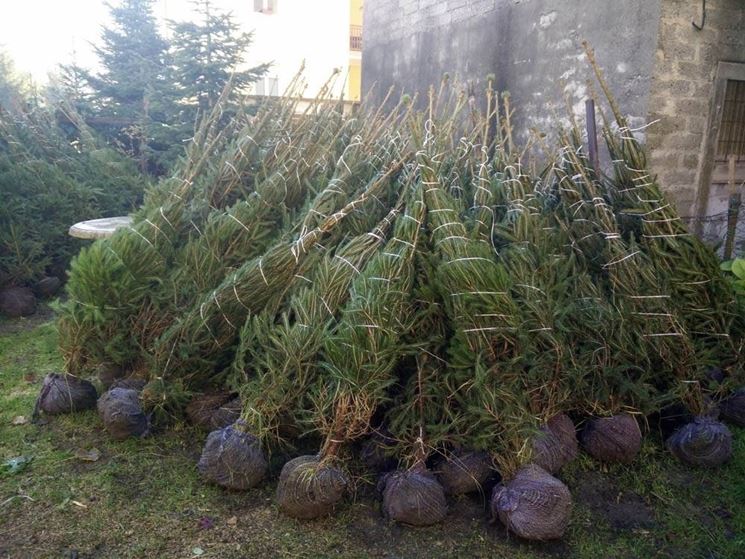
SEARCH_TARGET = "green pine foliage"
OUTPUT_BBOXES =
[313,182,426,461]
[170,0,270,117]
[82,0,176,173]
[0,104,145,290]
[59,0,269,175]
[58,76,744,476]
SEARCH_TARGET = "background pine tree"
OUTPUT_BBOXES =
[0,51,30,112]
[83,0,176,174]
[169,0,269,122]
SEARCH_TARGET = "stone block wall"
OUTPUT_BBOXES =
[363,0,744,230]
[646,0,745,219]
[363,0,661,143]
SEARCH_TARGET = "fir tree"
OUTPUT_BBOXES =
[0,51,28,112]
[85,0,176,173]
[170,0,269,119]
[54,61,94,115]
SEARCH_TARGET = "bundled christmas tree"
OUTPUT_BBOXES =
[54,70,744,541]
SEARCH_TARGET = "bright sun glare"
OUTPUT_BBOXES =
[0,0,253,83]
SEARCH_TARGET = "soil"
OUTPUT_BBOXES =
[0,301,54,335]
[491,465,572,540]
[580,414,642,464]
[97,387,149,440]
[666,418,732,467]
[573,470,656,531]
[381,466,448,525]
[35,373,98,415]
[197,421,267,489]
[721,388,745,427]
[276,455,349,519]
[435,451,493,495]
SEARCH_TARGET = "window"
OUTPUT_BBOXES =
[255,77,279,96]
[254,0,277,14]
[717,80,745,160]
[350,25,362,51]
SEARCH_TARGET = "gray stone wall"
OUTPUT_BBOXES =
[363,0,662,143]
[646,0,745,219]
[363,0,745,226]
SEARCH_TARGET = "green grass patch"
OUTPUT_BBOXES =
[1,319,743,558]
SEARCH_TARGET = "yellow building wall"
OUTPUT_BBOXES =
[350,0,363,26]
[347,0,363,102]
[348,60,361,102]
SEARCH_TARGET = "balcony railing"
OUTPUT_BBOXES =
[350,25,362,51]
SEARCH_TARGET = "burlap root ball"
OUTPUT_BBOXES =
[109,378,147,392]
[720,388,745,427]
[435,450,492,495]
[579,413,641,464]
[35,373,97,415]
[186,392,239,430]
[666,417,732,467]
[35,276,62,298]
[0,286,37,317]
[532,413,578,474]
[276,455,349,519]
[97,387,149,440]
[95,362,128,390]
[381,466,448,526]
[490,464,572,541]
[208,397,241,430]
[197,420,267,489]
[359,430,398,473]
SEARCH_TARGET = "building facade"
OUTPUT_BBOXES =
[240,0,363,102]
[363,0,745,237]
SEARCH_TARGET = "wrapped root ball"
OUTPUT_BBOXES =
[580,414,641,464]
[0,286,37,317]
[97,387,149,440]
[532,414,578,474]
[436,451,492,495]
[276,455,348,519]
[186,392,237,430]
[36,373,97,415]
[360,431,398,473]
[210,397,241,430]
[666,417,732,467]
[381,467,447,526]
[720,388,745,427]
[35,276,61,298]
[197,420,267,490]
[95,363,127,390]
[490,464,572,541]
[109,378,147,392]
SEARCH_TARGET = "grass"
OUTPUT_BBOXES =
[0,314,744,559]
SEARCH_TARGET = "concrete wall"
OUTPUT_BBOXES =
[363,0,745,231]
[646,0,745,219]
[363,0,662,142]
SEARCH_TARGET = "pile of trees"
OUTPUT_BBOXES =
[50,70,745,540]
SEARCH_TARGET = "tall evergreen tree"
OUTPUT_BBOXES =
[170,0,269,119]
[0,51,28,112]
[85,0,176,173]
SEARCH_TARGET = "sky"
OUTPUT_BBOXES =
[0,0,255,83]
